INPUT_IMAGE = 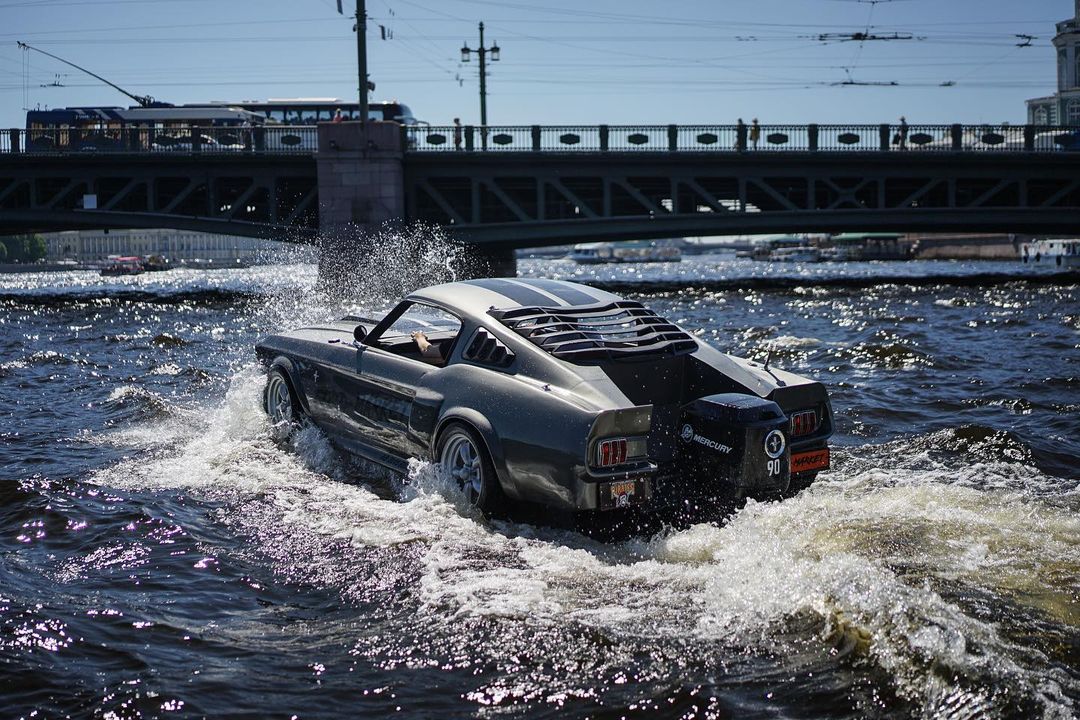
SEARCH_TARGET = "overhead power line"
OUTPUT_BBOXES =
[814,31,923,42]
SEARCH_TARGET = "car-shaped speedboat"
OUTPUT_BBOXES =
[256,278,833,520]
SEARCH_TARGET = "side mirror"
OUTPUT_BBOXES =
[353,325,368,343]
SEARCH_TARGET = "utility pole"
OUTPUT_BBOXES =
[356,0,369,124]
[337,0,371,124]
[461,22,500,149]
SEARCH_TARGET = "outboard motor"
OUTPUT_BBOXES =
[674,393,790,504]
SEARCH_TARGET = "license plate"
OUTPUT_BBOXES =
[600,479,648,510]
[790,448,830,474]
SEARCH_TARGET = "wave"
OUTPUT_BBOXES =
[104,385,178,421]
[768,334,824,350]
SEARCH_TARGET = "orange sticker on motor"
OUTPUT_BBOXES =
[791,448,830,473]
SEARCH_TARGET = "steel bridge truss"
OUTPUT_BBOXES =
[408,153,1080,247]
[0,156,319,238]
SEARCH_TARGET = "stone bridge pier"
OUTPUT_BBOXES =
[316,122,516,286]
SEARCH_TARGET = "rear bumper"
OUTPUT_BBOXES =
[525,437,830,512]
[575,464,657,511]
[571,441,830,512]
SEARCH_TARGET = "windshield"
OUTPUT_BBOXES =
[379,303,461,339]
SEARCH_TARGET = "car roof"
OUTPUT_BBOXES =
[409,278,622,318]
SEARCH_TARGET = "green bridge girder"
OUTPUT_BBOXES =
[1,144,1079,244]
[407,151,1080,248]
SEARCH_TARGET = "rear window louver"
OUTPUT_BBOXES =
[463,328,515,367]
[490,301,698,363]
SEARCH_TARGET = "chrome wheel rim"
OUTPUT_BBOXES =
[441,433,482,503]
[266,376,293,427]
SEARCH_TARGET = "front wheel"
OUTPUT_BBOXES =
[436,423,503,515]
[264,368,303,440]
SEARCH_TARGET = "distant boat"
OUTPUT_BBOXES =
[141,254,172,272]
[1022,239,1080,268]
[769,246,822,263]
[747,234,807,260]
[100,257,144,276]
[819,246,852,262]
[826,233,913,261]
[569,240,682,264]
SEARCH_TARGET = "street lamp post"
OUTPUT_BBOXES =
[461,22,500,149]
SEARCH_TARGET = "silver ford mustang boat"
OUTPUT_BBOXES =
[256,278,833,522]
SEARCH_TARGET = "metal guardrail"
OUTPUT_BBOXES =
[405,123,1080,153]
[2,123,1077,155]
[0,126,318,155]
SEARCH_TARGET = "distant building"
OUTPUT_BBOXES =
[1026,1,1080,125]
[44,229,282,265]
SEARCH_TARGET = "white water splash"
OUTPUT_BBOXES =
[87,362,1079,718]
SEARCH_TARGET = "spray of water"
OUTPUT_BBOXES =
[310,221,465,308]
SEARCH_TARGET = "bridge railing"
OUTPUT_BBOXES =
[405,124,1080,153]
[3,123,1077,155]
[0,126,319,155]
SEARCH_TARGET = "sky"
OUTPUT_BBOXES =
[0,0,1071,130]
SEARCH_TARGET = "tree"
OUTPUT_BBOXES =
[25,234,46,262]
[1,235,47,263]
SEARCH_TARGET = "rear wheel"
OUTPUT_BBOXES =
[265,368,303,439]
[437,423,502,514]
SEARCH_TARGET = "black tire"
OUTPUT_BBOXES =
[436,423,503,515]
[264,368,303,440]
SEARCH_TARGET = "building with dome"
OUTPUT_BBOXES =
[1026,1,1080,125]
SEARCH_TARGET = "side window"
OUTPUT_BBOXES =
[374,303,462,367]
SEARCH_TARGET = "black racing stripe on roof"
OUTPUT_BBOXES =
[462,279,560,308]
[520,278,605,306]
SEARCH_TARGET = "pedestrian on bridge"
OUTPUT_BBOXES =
[453,118,463,151]
[750,119,761,150]
[898,116,909,150]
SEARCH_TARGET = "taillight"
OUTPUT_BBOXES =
[790,410,818,437]
[597,438,628,467]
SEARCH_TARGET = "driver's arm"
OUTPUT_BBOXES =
[411,331,443,362]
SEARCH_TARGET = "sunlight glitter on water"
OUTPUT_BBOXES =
[3,230,1077,717]
[84,360,1079,719]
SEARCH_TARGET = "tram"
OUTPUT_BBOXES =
[23,99,425,152]
[24,106,267,152]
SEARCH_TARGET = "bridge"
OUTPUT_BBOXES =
[1,121,1078,270]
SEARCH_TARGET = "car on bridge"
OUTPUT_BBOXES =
[255,279,833,523]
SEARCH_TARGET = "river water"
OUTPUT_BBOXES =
[0,249,1077,719]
